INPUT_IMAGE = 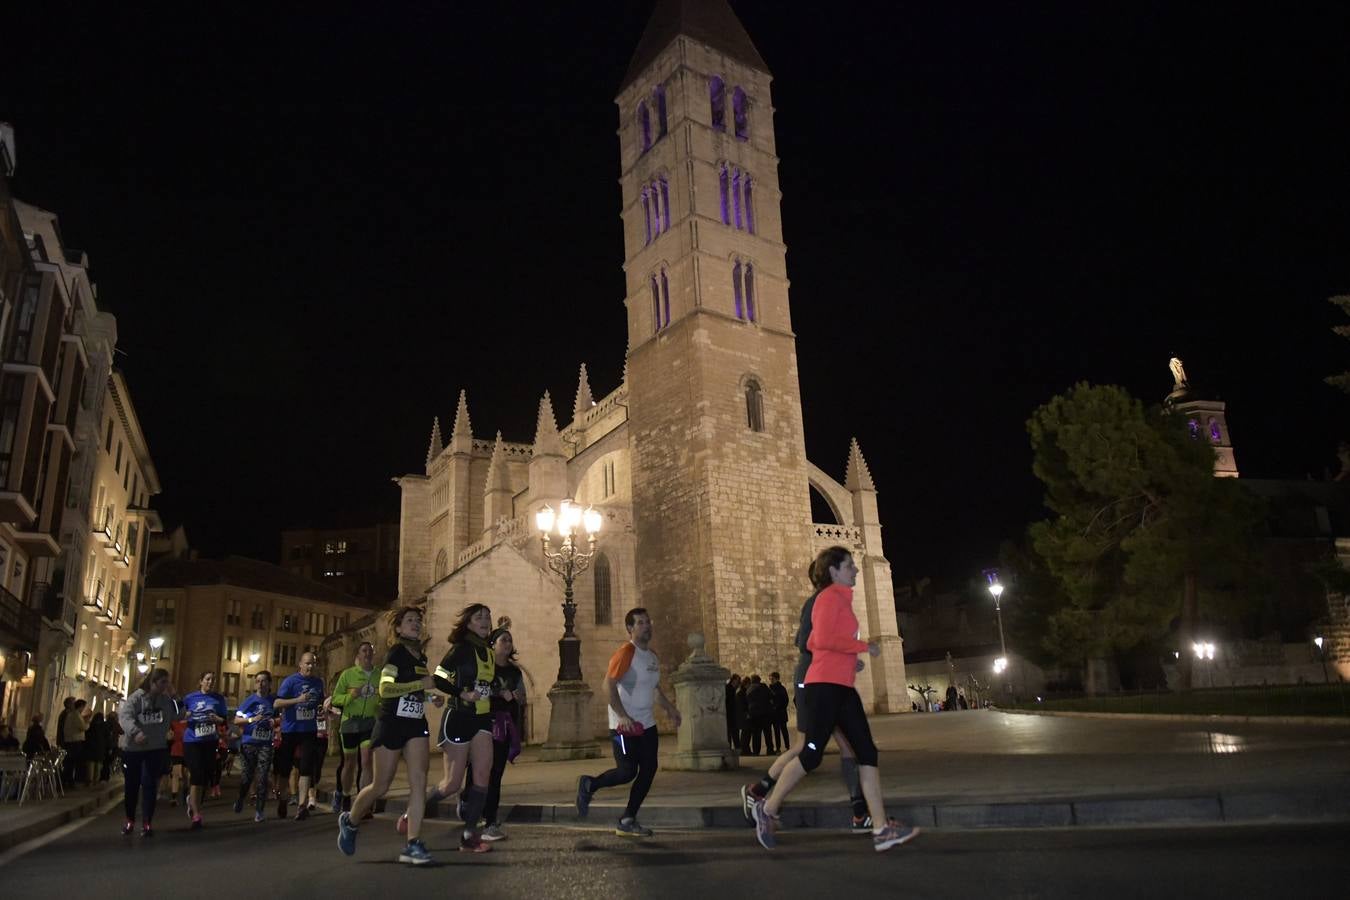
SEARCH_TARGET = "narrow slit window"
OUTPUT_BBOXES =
[745,264,756,322]
[733,170,742,229]
[719,165,730,224]
[746,381,764,432]
[651,275,661,333]
[651,182,662,236]
[639,102,652,152]
[710,77,726,131]
[660,176,671,232]
[641,189,652,245]
[661,270,671,327]
[654,86,667,137]
[733,261,744,320]
[744,178,754,233]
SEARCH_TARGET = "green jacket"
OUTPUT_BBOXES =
[329,665,380,724]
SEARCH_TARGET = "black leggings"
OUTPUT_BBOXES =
[122,748,168,823]
[481,738,510,824]
[183,742,215,787]
[589,727,659,820]
[798,683,878,771]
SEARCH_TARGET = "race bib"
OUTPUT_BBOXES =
[139,710,163,725]
[396,696,424,719]
[295,707,315,721]
[316,716,328,736]
[193,722,215,738]
[253,725,271,742]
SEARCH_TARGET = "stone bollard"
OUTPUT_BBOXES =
[668,633,739,771]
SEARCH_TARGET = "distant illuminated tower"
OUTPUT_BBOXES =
[1163,356,1239,477]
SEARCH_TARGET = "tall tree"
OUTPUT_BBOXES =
[1026,383,1265,689]
[1325,295,1350,394]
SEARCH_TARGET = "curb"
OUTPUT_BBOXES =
[1002,709,1350,727]
[370,785,1350,832]
[0,782,123,853]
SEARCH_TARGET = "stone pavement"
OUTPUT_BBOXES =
[0,779,123,852]
[3,710,1348,849]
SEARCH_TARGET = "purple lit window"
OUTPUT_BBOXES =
[719,165,730,224]
[641,189,651,245]
[650,182,661,236]
[733,87,748,139]
[1209,419,1221,443]
[710,77,726,131]
[744,264,756,322]
[661,270,671,327]
[651,275,661,333]
[733,170,742,229]
[660,176,671,232]
[639,102,652,153]
[1188,419,1199,439]
[733,261,743,319]
[654,85,667,137]
[744,178,754,233]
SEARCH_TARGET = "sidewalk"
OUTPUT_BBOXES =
[3,710,1348,848]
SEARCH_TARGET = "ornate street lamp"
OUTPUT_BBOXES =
[1313,635,1329,684]
[988,580,1010,694]
[536,499,603,682]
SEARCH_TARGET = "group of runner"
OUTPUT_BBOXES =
[116,544,916,862]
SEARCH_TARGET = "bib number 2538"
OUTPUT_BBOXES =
[396,696,424,719]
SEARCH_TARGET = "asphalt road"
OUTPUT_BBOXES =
[5,798,1346,899]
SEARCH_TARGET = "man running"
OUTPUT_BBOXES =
[575,608,680,838]
[273,652,325,821]
[329,641,379,813]
[234,670,277,822]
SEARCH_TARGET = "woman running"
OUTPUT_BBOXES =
[117,667,180,836]
[181,671,228,830]
[478,617,525,841]
[750,546,918,853]
[234,670,277,822]
[337,606,442,865]
[428,603,496,854]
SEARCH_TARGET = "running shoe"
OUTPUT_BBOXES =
[740,782,765,825]
[336,811,358,856]
[254,810,265,823]
[481,823,507,842]
[456,796,466,823]
[307,798,317,812]
[210,785,222,799]
[294,804,310,822]
[190,815,203,831]
[122,820,134,836]
[396,812,409,835]
[399,838,433,865]
[575,775,593,818]
[751,798,777,850]
[851,814,873,833]
[277,795,288,820]
[615,818,653,838]
[141,823,153,838]
[872,819,919,852]
[330,790,343,814]
[233,797,244,814]
[458,833,492,854]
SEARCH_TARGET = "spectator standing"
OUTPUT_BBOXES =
[64,699,92,784]
[86,712,108,784]
[768,672,790,754]
[22,714,50,758]
[725,674,742,751]
[0,723,19,751]
[745,675,773,755]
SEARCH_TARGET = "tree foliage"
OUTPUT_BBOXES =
[1325,295,1350,394]
[1025,383,1266,687]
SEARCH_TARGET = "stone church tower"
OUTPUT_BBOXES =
[379,1,911,750]
[618,1,817,677]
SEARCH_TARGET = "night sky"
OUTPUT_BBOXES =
[3,3,1349,585]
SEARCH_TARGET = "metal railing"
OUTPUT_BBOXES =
[0,583,39,649]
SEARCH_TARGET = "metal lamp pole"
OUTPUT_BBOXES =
[536,500,602,682]
[1314,636,1329,684]
[989,582,1009,694]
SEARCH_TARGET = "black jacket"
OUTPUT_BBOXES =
[746,682,772,718]
[769,682,789,718]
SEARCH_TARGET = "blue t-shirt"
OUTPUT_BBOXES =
[236,693,276,744]
[182,691,227,743]
[277,673,325,733]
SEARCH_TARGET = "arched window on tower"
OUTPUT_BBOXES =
[638,101,652,153]
[641,188,652,245]
[744,263,756,322]
[744,177,754,233]
[651,181,662,237]
[733,260,743,320]
[661,269,671,327]
[660,176,671,232]
[593,553,612,626]
[651,275,661,333]
[745,379,765,432]
[710,77,726,131]
[654,85,668,138]
[733,87,748,139]
[719,165,731,224]
[733,169,742,229]
[1209,418,1222,443]
[434,549,448,582]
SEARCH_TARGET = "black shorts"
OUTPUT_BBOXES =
[340,726,374,752]
[170,755,184,767]
[438,711,492,746]
[274,731,319,779]
[371,716,429,752]
[793,685,811,734]
[183,741,216,786]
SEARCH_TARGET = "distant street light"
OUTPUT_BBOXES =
[1192,641,1216,688]
[1313,636,1329,684]
[988,581,1010,695]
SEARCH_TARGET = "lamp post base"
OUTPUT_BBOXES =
[540,680,602,760]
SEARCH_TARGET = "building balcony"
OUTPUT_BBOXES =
[112,550,130,569]
[92,511,114,544]
[0,583,40,652]
[102,538,123,557]
[0,490,37,526]
[11,529,61,558]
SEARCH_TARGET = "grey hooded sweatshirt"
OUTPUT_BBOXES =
[118,688,179,751]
